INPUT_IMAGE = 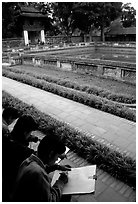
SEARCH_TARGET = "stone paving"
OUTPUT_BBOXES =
[2,76,136,202]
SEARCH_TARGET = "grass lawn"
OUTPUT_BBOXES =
[12,64,136,98]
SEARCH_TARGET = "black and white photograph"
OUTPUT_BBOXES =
[2,1,136,202]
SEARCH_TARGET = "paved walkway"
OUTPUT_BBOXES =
[2,77,136,202]
[2,77,136,158]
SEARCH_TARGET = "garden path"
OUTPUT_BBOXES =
[2,76,136,202]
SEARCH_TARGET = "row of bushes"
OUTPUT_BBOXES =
[3,69,136,122]
[3,66,136,104]
[2,91,136,189]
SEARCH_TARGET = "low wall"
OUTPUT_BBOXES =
[2,38,24,49]
[45,35,83,45]
[6,55,135,83]
[95,45,136,57]
[72,62,135,81]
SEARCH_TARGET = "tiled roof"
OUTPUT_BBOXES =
[105,19,136,35]
[21,13,47,18]
[124,27,136,35]
[106,26,136,35]
[20,6,40,13]
[19,6,48,18]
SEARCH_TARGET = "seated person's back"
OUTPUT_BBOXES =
[2,133,35,201]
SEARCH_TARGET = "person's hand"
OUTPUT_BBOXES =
[59,153,67,160]
[59,171,68,184]
[57,165,71,171]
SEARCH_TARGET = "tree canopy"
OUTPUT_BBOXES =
[2,2,21,38]
[51,2,123,41]
[121,3,136,27]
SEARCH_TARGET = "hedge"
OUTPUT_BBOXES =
[3,66,136,104]
[3,69,136,122]
[2,91,136,189]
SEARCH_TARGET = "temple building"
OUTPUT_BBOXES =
[105,19,136,42]
[18,6,48,45]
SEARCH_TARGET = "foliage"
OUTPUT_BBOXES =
[51,2,123,41]
[2,69,136,122]
[2,2,21,38]
[79,2,122,41]
[2,91,136,189]
[121,3,136,27]
[3,66,136,104]
[51,3,77,39]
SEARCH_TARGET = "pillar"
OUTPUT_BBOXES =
[41,30,45,43]
[90,34,92,42]
[24,30,29,45]
[84,35,87,43]
[57,60,61,68]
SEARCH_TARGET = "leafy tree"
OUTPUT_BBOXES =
[51,2,95,41]
[51,2,123,42]
[85,2,122,41]
[51,2,75,41]
[2,2,21,38]
[121,3,136,27]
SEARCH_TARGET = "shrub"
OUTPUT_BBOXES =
[2,69,136,122]
[3,66,136,104]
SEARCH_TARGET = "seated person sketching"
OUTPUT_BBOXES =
[2,115,38,201]
[11,133,71,202]
[10,114,39,146]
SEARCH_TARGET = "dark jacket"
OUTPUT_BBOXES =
[2,118,9,137]
[2,137,34,201]
[12,154,65,202]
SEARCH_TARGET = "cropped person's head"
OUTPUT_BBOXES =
[2,107,19,125]
[37,130,66,165]
[11,114,38,146]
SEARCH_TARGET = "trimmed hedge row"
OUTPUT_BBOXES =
[3,70,136,122]
[3,66,136,104]
[2,91,136,189]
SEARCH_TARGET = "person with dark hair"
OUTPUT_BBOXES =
[10,114,39,146]
[11,133,71,202]
[2,114,38,201]
[2,107,19,137]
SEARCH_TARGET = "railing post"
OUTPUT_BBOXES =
[57,60,61,68]
[97,64,104,75]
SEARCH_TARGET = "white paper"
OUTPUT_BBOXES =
[51,165,96,194]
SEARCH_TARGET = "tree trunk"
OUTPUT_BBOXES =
[101,25,105,42]
[67,35,72,43]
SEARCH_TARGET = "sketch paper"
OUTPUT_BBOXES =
[51,165,96,194]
